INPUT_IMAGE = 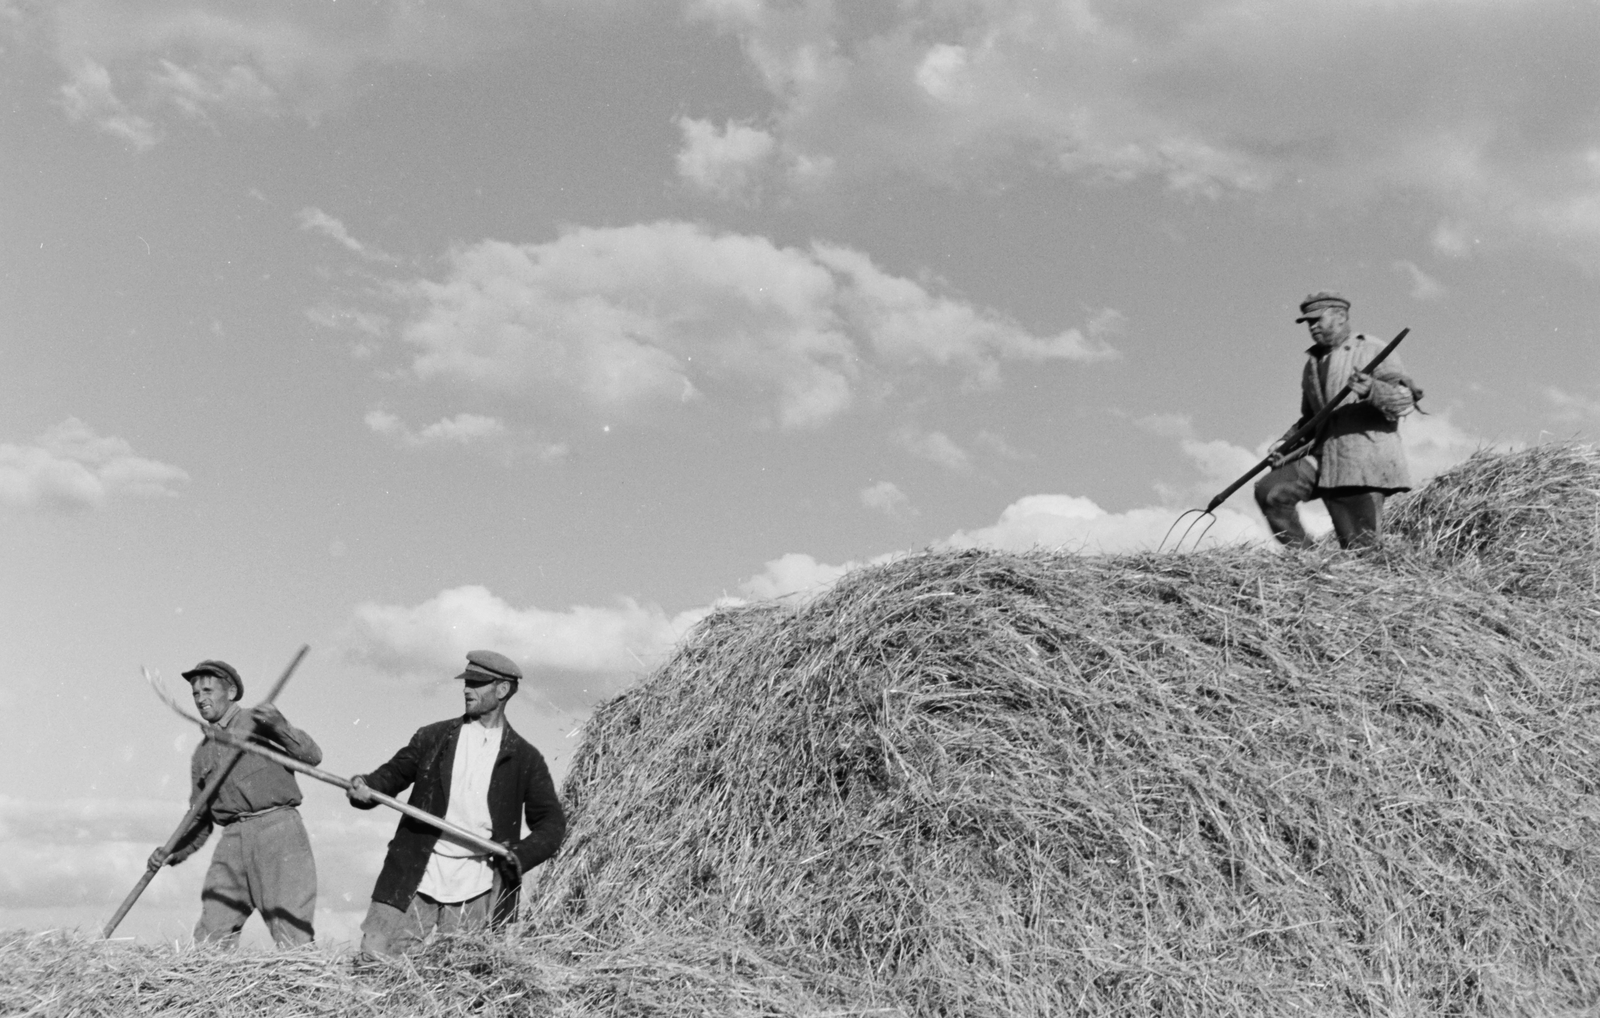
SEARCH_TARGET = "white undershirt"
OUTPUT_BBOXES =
[416,721,503,904]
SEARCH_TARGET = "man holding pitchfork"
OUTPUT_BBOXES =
[347,650,566,957]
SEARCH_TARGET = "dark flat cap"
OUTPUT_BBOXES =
[182,659,243,699]
[456,649,522,683]
[1295,291,1350,322]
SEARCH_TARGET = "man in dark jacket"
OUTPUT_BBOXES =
[347,649,565,956]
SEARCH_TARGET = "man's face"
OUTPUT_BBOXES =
[462,677,511,719]
[1303,305,1350,348]
[190,675,237,723]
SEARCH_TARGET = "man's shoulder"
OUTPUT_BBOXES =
[498,722,547,766]
[411,716,464,743]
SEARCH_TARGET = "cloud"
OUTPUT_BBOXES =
[941,494,1269,555]
[676,117,777,200]
[860,480,913,518]
[896,427,970,471]
[341,585,712,708]
[1392,260,1446,301]
[365,410,507,447]
[691,0,1600,265]
[1546,387,1600,426]
[737,552,864,600]
[1402,409,1504,482]
[27,1,533,145]
[58,59,160,149]
[394,222,1110,430]
[0,796,191,909]
[298,207,397,264]
[0,419,188,512]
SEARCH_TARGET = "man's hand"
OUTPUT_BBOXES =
[1347,370,1373,398]
[346,774,378,805]
[249,703,289,736]
[147,846,171,870]
[499,842,524,880]
[1268,449,1286,469]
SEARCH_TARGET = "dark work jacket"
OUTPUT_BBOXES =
[353,716,565,924]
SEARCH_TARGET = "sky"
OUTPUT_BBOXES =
[2,0,1597,948]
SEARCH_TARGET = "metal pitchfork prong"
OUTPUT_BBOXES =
[1158,326,1411,554]
[1159,507,1219,554]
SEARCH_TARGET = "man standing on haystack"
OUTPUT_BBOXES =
[151,659,323,948]
[347,650,565,957]
[1255,291,1424,549]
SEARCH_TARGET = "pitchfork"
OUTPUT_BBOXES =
[1160,327,1410,553]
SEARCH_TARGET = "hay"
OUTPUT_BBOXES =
[531,447,1600,1016]
[1389,442,1600,596]
[0,929,555,1017]
[10,444,1600,1017]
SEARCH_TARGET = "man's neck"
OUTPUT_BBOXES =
[469,707,506,730]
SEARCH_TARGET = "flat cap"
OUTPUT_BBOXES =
[182,659,244,699]
[1295,290,1350,322]
[456,649,522,683]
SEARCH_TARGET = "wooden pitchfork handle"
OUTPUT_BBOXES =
[200,724,518,864]
[102,645,309,938]
[1203,327,1410,513]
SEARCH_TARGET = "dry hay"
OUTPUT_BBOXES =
[9,445,1600,1018]
[0,927,833,1018]
[530,445,1600,1017]
[1388,442,1600,597]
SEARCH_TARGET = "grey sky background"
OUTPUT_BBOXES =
[2,0,1596,945]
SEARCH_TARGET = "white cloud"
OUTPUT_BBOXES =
[915,44,973,105]
[365,410,509,448]
[1402,410,1503,483]
[298,207,396,264]
[692,0,1600,265]
[0,795,190,909]
[30,1,533,145]
[342,585,711,707]
[860,480,913,518]
[1546,387,1600,427]
[676,117,777,200]
[736,552,860,600]
[897,427,971,471]
[941,494,1270,555]
[1392,260,1446,301]
[0,419,188,512]
[396,222,1110,430]
[57,59,159,149]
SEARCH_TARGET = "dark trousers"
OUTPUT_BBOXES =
[1254,458,1386,550]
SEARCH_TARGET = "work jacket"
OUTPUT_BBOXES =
[354,716,565,924]
[1284,333,1422,492]
[169,703,322,864]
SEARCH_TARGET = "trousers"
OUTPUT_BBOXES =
[1254,457,1386,550]
[359,886,495,957]
[194,806,317,948]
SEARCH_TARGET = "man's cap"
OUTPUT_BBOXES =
[182,659,243,699]
[456,649,522,683]
[1295,291,1350,322]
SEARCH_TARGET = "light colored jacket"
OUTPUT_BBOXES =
[1284,333,1420,492]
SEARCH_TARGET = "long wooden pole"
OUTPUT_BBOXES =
[198,724,516,862]
[1204,327,1411,513]
[102,646,309,938]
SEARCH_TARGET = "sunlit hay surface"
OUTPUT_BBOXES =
[0,930,552,1018]
[533,458,1600,1016]
[0,927,835,1018]
[1389,442,1600,597]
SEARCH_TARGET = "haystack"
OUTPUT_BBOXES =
[530,444,1600,1017]
[1389,442,1600,596]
